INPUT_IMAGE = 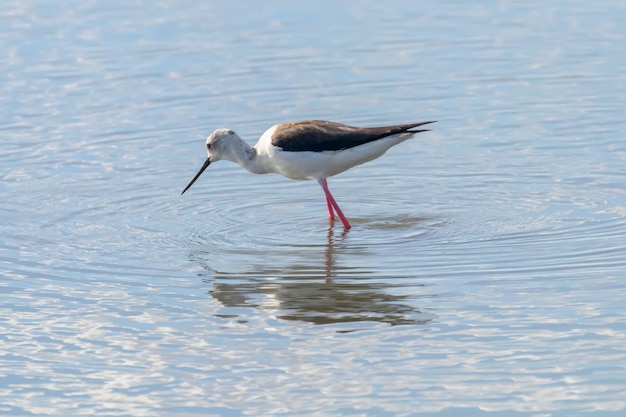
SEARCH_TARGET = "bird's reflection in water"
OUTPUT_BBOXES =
[195,225,433,328]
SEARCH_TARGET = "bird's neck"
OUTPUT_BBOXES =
[226,138,273,175]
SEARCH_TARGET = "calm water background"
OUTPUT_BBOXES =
[2,1,626,416]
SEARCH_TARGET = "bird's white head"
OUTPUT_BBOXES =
[204,128,238,162]
[181,128,249,195]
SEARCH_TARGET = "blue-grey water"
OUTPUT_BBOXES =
[2,1,626,416]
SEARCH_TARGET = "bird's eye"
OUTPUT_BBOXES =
[206,143,211,150]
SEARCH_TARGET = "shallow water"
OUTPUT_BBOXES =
[2,1,626,416]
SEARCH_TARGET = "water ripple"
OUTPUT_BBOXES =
[3,1,626,416]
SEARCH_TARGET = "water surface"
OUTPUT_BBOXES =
[1,1,626,416]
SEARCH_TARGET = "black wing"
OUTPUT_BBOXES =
[270,120,436,152]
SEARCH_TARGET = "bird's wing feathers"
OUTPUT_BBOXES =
[270,120,435,152]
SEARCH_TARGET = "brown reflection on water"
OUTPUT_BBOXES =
[198,224,433,327]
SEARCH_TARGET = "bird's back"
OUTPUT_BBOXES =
[269,120,435,153]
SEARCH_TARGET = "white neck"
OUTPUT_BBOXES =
[221,135,274,175]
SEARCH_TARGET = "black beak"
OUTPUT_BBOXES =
[181,158,211,195]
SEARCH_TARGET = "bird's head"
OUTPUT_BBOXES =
[205,128,239,162]
[181,128,239,195]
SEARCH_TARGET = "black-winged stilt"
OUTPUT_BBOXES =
[181,120,435,229]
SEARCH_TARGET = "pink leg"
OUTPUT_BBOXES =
[317,178,351,229]
[323,188,335,218]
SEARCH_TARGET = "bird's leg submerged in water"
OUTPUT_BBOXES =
[317,178,351,229]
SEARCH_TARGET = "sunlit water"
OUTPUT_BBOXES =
[2,1,626,416]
